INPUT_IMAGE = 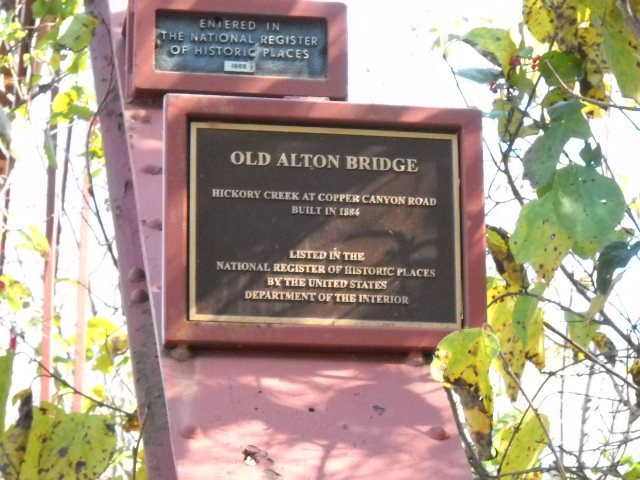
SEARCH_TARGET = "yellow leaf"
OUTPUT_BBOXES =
[487,226,529,291]
[496,409,550,476]
[488,286,525,401]
[566,311,597,360]
[524,0,555,43]
[455,388,494,460]
[431,328,500,460]
[630,358,640,386]
[551,0,580,51]
[525,310,546,371]
[19,404,61,480]
[593,332,617,365]
[0,391,32,480]
[19,405,116,480]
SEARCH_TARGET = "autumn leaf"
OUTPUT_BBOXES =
[431,328,500,459]
[462,27,518,74]
[593,332,617,365]
[20,404,116,480]
[487,226,529,291]
[496,409,550,476]
[0,391,32,480]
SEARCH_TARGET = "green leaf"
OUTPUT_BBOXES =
[496,409,549,475]
[602,24,640,102]
[566,311,597,356]
[20,406,116,480]
[553,165,626,258]
[57,13,99,51]
[513,283,547,346]
[455,67,502,84]
[0,352,14,432]
[43,132,57,169]
[580,141,602,168]
[462,27,518,74]
[596,241,640,293]
[510,195,573,281]
[522,126,567,188]
[539,51,584,88]
[547,100,590,140]
[523,100,590,188]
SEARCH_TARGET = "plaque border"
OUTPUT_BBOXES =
[164,94,486,351]
[126,0,347,100]
[188,122,463,328]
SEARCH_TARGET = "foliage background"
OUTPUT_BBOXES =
[0,0,638,479]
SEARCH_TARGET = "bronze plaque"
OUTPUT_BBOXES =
[189,123,462,327]
[156,12,328,79]
[126,0,347,100]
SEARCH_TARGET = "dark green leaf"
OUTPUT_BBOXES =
[455,67,502,84]
[580,142,602,168]
[596,241,640,293]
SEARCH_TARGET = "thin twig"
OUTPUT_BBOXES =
[544,61,640,112]
[131,403,150,480]
[543,321,640,392]
[35,359,133,416]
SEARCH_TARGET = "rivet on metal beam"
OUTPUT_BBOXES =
[128,267,146,283]
[406,350,426,367]
[129,288,149,304]
[426,426,449,441]
[169,345,193,362]
[128,110,151,123]
[140,164,163,175]
[179,424,202,439]
[145,218,163,231]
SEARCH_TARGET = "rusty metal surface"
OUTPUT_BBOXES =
[86,0,176,478]
[93,0,474,478]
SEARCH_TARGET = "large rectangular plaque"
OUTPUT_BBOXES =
[164,95,486,351]
[126,0,347,99]
[190,123,461,327]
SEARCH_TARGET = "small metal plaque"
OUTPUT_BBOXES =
[156,11,327,79]
[189,123,462,327]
